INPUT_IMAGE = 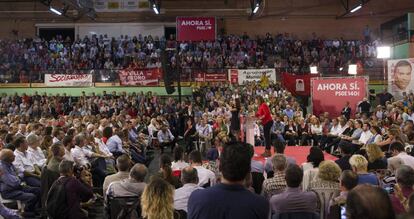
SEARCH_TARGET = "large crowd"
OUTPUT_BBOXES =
[0,79,414,218]
[0,32,382,83]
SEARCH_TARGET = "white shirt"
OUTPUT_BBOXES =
[95,137,113,157]
[174,183,203,212]
[27,147,46,168]
[358,130,373,144]
[63,148,74,162]
[71,145,93,167]
[171,160,189,171]
[13,149,35,175]
[52,137,60,144]
[193,165,216,187]
[395,152,414,169]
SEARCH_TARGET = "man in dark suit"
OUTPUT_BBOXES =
[341,101,351,120]
[335,143,353,171]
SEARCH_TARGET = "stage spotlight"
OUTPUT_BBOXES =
[348,64,357,75]
[50,7,62,16]
[149,0,160,14]
[377,46,391,59]
[310,66,318,74]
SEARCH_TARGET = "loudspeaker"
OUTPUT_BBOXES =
[161,51,175,94]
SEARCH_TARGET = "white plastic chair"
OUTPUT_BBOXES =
[0,193,24,213]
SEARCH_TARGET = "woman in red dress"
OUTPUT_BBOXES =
[255,96,273,157]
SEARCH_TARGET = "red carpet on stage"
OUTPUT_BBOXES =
[252,146,337,165]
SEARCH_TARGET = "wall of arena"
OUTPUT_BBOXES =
[0,16,394,40]
[0,86,192,96]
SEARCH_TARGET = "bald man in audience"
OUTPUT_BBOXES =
[174,166,203,212]
[0,149,40,216]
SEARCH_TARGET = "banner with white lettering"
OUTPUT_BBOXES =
[176,17,216,41]
[311,77,367,117]
[228,69,276,85]
[45,74,93,87]
[118,68,161,86]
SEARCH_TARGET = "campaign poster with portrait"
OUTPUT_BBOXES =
[388,58,414,100]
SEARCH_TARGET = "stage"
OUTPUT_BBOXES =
[252,146,338,165]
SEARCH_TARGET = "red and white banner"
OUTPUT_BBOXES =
[176,17,216,41]
[45,74,93,87]
[311,77,367,117]
[281,73,316,96]
[118,68,161,86]
[228,69,276,85]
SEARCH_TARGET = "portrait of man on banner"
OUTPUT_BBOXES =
[389,59,414,99]
[296,79,305,92]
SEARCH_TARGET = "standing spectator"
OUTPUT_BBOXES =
[174,166,203,212]
[358,98,371,117]
[188,142,269,219]
[341,101,352,120]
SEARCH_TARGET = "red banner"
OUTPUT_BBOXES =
[176,17,216,41]
[205,73,227,82]
[118,68,161,86]
[281,73,316,96]
[311,77,367,117]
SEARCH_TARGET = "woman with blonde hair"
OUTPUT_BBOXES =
[308,160,341,219]
[366,144,387,171]
[141,177,182,219]
[349,154,379,186]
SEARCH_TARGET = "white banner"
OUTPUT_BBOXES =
[388,58,414,99]
[229,69,276,85]
[45,74,93,87]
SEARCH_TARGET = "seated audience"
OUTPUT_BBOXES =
[188,150,216,188]
[307,160,341,219]
[0,148,40,215]
[329,170,358,208]
[188,141,269,219]
[335,143,353,171]
[47,160,94,219]
[158,154,182,189]
[346,184,396,219]
[141,178,178,219]
[366,143,387,171]
[261,154,287,200]
[349,154,379,186]
[390,165,414,215]
[103,154,131,195]
[174,166,203,212]
[47,142,66,173]
[171,146,189,171]
[270,164,318,214]
[12,136,41,187]
[389,141,414,169]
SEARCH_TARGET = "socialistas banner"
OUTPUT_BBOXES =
[45,74,93,87]
[228,69,276,85]
[118,68,161,86]
[176,17,216,41]
[311,77,368,117]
